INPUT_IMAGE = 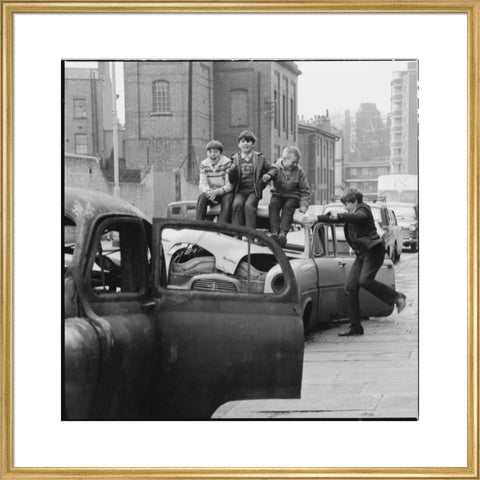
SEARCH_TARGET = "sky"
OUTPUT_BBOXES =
[65,60,411,125]
[296,60,410,122]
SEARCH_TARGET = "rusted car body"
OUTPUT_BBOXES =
[64,188,304,420]
[163,205,396,334]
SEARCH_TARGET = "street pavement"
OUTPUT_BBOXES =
[213,252,418,419]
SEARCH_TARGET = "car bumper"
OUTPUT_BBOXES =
[399,229,418,248]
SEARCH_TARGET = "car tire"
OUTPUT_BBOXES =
[411,244,417,253]
[393,243,401,263]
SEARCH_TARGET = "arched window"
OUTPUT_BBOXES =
[152,80,171,114]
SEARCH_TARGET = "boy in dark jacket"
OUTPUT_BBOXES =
[268,146,311,247]
[229,130,276,230]
[316,188,407,336]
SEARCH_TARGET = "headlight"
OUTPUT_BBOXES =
[408,224,417,232]
[271,274,285,294]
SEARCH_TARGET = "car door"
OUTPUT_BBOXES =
[150,219,304,419]
[311,223,349,323]
[332,219,396,320]
[379,207,395,258]
[64,215,157,420]
[389,209,402,252]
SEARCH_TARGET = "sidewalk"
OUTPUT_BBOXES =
[213,253,418,419]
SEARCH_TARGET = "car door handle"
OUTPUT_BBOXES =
[141,300,156,312]
[338,260,346,267]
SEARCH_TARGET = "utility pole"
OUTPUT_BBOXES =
[111,62,120,197]
[187,61,193,181]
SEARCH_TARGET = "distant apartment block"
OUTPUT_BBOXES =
[389,61,418,174]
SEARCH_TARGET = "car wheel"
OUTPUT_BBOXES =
[411,244,418,253]
[302,302,313,335]
[393,243,401,263]
[390,244,396,263]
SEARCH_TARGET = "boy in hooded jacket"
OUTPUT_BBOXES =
[268,146,311,247]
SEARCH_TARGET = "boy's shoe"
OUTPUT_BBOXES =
[338,324,364,336]
[277,234,287,248]
[395,293,407,313]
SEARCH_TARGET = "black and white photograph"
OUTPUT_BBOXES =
[3,5,476,476]
[63,59,419,420]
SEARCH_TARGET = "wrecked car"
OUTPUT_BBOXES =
[165,205,396,335]
[63,188,304,420]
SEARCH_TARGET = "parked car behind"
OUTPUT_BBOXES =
[323,201,403,263]
[388,202,418,252]
[167,200,198,219]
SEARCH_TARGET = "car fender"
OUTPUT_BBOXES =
[63,317,101,419]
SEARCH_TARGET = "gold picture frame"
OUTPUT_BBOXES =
[1,2,478,479]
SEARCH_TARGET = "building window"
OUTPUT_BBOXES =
[350,167,357,176]
[282,94,287,131]
[231,89,248,126]
[290,98,294,132]
[362,167,369,175]
[152,80,171,114]
[273,91,278,128]
[73,98,87,119]
[75,133,88,154]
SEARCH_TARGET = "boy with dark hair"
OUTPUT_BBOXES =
[229,130,276,230]
[268,146,311,247]
[196,140,233,223]
[316,187,407,336]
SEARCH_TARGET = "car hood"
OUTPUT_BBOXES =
[397,220,417,229]
[163,229,273,274]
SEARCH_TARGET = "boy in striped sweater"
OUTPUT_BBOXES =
[196,140,233,223]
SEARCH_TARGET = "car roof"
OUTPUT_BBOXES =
[168,200,197,207]
[256,204,306,225]
[387,202,417,207]
[65,187,148,223]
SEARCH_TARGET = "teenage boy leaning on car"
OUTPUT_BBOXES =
[314,187,407,337]
[228,130,276,230]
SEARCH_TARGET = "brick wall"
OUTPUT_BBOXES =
[124,61,213,175]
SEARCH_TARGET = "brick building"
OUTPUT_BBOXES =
[298,116,338,205]
[64,62,120,160]
[123,61,301,186]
